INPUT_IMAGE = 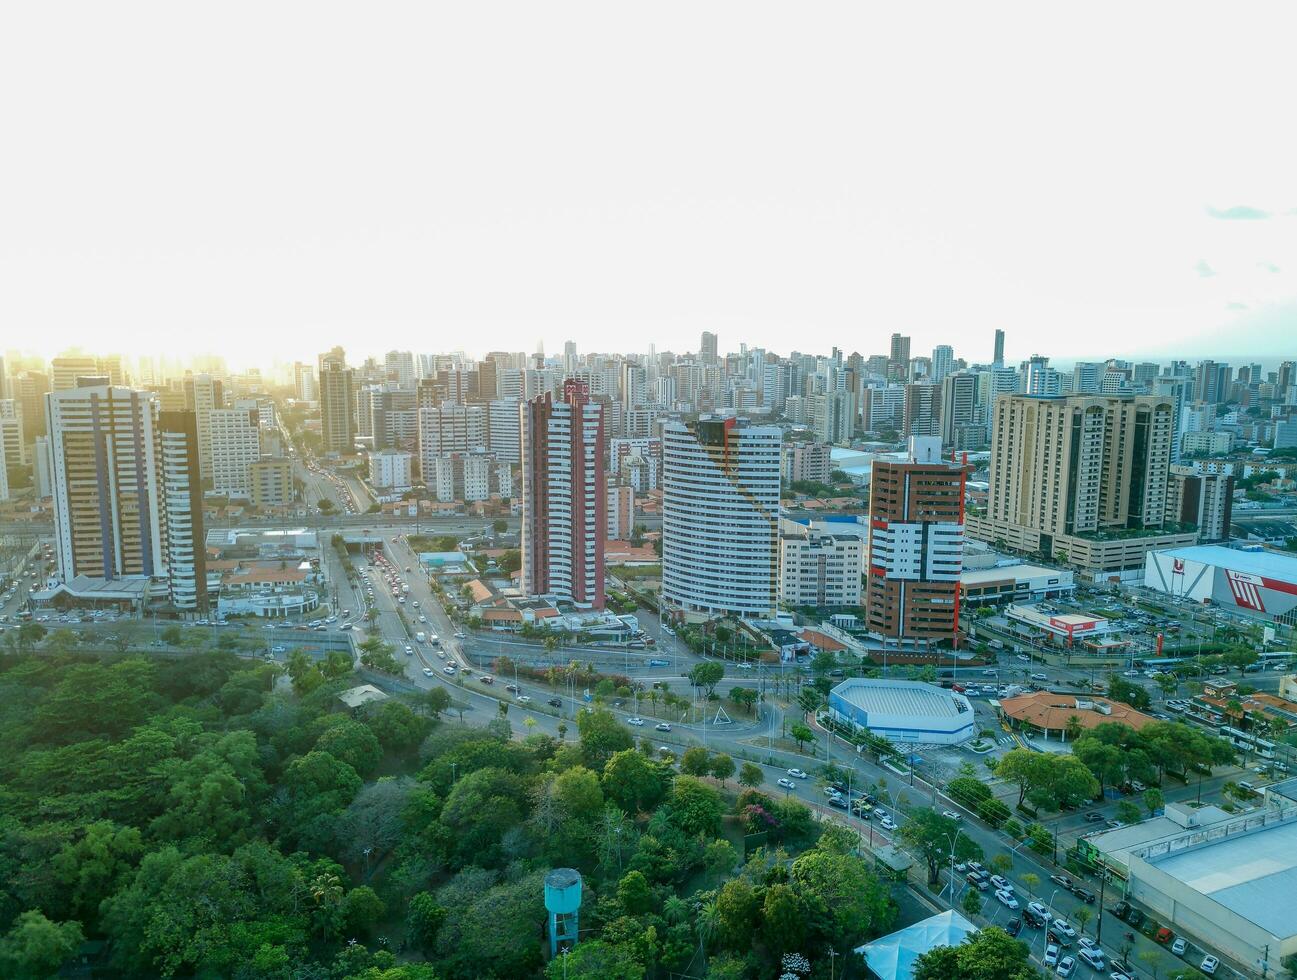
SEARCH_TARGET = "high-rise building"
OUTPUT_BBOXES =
[700,331,719,364]
[369,450,413,490]
[809,389,856,444]
[903,383,941,438]
[888,334,911,380]
[930,345,954,383]
[521,380,606,609]
[1193,361,1231,404]
[208,407,260,498]
[1164,466,1233,542]
[318,353,355,454]
[992,329,1005,368]
[1019,356,1061,396]
[385,350,416,388]
[779,520,864,608]
[50,354,99,392]
[417,403,487,477]
[158,411,207,611]
[939,373,979,447]
[183,373,223,480]
[46,386,205,609]
[293,362,317,401]
[249,457,296,509]
[781,441,832,485]
[488,399,522,463]
[986,394,1174,537]
[661,417,781,618]
[865,436,965,643]
[15,371,50,443]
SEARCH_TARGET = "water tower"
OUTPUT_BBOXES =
[544,868,582,957]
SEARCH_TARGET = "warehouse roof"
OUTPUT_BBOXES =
[1149,816,1297,940]
[1157,545,1297,584]
[960,564,1070,585]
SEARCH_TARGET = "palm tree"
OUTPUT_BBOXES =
[310,872,344,938]
[1064,715,1083,742]
[695,898,719,960]
[663,896,689,926]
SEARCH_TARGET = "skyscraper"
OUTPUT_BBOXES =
[865,436,965,643]
[992,329,1005,368]
[700,331,718,364]
[903,383,941,438]
[159,411,207,611]
[661,417,781,618]
[318,350,355,454]
[930,345,954,383]
[521,380,606,609]
[889,334,911,380]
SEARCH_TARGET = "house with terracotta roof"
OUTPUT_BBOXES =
[998,690,1155,742]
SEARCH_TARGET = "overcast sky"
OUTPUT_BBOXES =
[2,2,1294,369]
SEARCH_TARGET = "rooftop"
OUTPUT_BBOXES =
[1156,544,1297,584]
[960,564,1071,585]
[832,679,968,720]
[999,691,1155,732]
[1148,814,1297,940]
[337,685,388,709]
[856,910,977,980]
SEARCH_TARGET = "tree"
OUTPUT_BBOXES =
[1116,800,1143,824]
[342,885,386,937]
[688,661,725,696]
[617,870,654,915]
[577,708,634,769]
[913,926,1042,980]
[668,776,724,836]
[789,848,894,948]
[709,754,736,786]
[1107,673,1152,711]
[544,939,645,980]
[789,723,815,752]
[1143,787,1165,816]
[406,892,447,950]
[729,686,759,715]
[738,762,764,789]
[602,749,670,814]
[961,887,983,917]
[898,808,983,886]
[0,910,85,980]
[680,746,712,777]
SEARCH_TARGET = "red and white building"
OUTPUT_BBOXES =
[521,380,606,609]
[1145,545,1297,626]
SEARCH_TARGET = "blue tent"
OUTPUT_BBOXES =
[856,909,977,980]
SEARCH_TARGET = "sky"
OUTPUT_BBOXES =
[1,2,1294,370]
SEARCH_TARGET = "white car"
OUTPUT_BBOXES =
[1170,937,1186,956]
[1200,955,1219,975]
[787,768,809,779]
[878,815,896,831]
[627,717,645,726]
[989,875,1012,892]
[517,695,531,704]
[777,777,798,790]
[454,630,466,639]
[941,810,962,821]
[994,889,1019,910]
[1043,944,1059,968]
[1027,901,1051,923]
[1051,919,1077,941]
[443,665,456,675]
[422,667,434,677]
[1055,955,1075,978]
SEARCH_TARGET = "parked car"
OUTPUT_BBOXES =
[1200,955,1219,975]
[1154,927,1173,945]
[1171,937,1187,956]
[878,815,897,830]
[1043,944,1059,968]
[1005,917,1022,937]
[827,795,848,810]
[990,875,1013,892]
[1055,955,1076,977]
[994,889,1019,910]
[965,872,989,891]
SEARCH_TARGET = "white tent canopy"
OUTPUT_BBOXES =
[856,909,977,980]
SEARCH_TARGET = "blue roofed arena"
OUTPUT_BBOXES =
[828,678,975,745]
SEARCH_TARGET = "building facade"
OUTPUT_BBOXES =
[661,417,781,619]
[779,521,864,608]
[780,441,832,485]
[521,381,606,608]
[369,450,413,490]
[865,437,965,643]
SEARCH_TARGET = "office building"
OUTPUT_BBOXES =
[1019,355,1061,396]
[521,380,606,608]
[318,351,355,453]
[369,450,413,490]
[992,329,1005,368]
[661,417,781,619]
[865,436,965,643]
[208,408,260,498]
[781,441,832,485]
[1164,466,1233,542]
[779,519,864,607]
[182,373,222,481]
[930,345,953,383]
[1193,361,1231,404]
[939,373,978,447]
[249,457,295,509]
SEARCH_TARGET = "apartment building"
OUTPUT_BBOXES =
[661,417,781,619]
[318,351,355,453]
[521,380,606,608]
[418,403,488,478]
[779,520,864,608]
[780,441,832,485]
[208,408,260,498]
[158,411,207,611]
[865,437,965,642]
[249,457,295,509]
[369,450,413,490]
[1164,466,1234,543]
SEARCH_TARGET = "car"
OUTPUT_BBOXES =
[787,768,809,779]
[995,889,1019,910]
[878,815,896,831]
[1022,908,1047,929]
[627,717,644,726]
[1083,811,1106,823]
[418,615,427,623]
[827,795,849,810]
[1125,908,1144,929]
[1026,901,1051,921]
[1154,927,1173,945]
[1031,672,1049,681]
[1005,917,1023,937]
[990,875,1013,892]
[1077,948,1104,971]
[479,675,493,684]
[655,722,671,731]
[547,697,563,708]
[1108,970,1134,980]
[823,786,842,799]
[966,872,989,890]
[422,667,434,677]
[941,810,962,821]
[1051,873,1075,890]
[505,684,520,693]
[777,778,798,790]
[1078,938,1099,956]
[1171,937,1186,956]
[1055,955,1076,977]
[1051,919,1077,941]
[1200,955,1219,975]
[1043,944,1060,968]
[442,665,456,674]
[454,630,466,639]
[1071,887,1095,904]
[516,695,531,704]
[982,669,998,676]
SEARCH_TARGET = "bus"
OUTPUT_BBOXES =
[1220,725,1275,759]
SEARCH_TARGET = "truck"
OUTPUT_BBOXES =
[415,631,426,643]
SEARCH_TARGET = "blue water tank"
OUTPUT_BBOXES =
[544,868,582,915]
